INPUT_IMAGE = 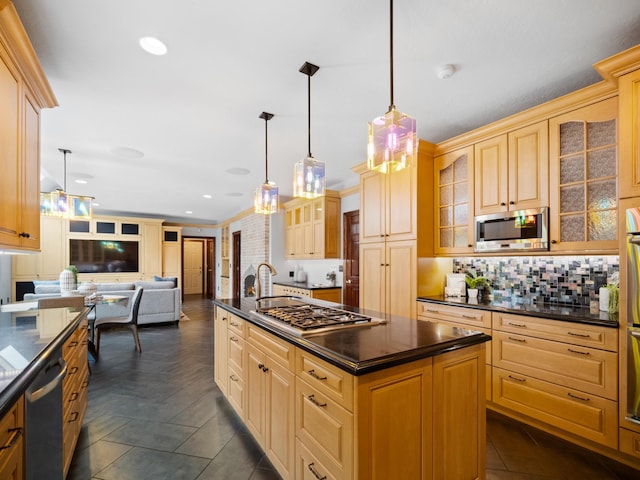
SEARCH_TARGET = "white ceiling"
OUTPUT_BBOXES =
[14,0,640,225]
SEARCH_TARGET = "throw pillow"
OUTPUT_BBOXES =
[154,276,178,288]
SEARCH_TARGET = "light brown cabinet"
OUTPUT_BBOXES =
[213,307,229,395]
[284,192,340,259]
[491,312,619,449]
[0,396,24,480]
[434,146,475,255]
[549,97,618,252]
[162,227,182,288]
[474,121,548,215]
[272,284,341,304]
[619,67,640,199]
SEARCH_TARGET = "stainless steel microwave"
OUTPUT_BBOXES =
[474,207,549,253]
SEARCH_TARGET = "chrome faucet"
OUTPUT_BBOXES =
[256,262,278,300]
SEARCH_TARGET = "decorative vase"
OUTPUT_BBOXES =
[78,281,97,298]
[599,287,609,312]
[467,288,478,298]
[59,269,77,296]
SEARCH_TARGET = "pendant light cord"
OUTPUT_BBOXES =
[264,116,269,183]
[307,72,312,158]
[59,148,71,192]
[389,0,395,111]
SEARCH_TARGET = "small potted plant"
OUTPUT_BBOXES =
[465,271,490,298]
[326,270,337,286]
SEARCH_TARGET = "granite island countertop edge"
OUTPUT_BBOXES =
[213,298,490,376]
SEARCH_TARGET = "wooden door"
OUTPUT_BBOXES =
[213,309,228,394]
[343,210,359,307]
[474,134,508,215]
[245,342,267,447]
[233,231,241,299]
[183,240,203,294]
[360,170,385,243]
[508,121,549,211]
[20,90,40,250]
[386,240,416,319]
[386,161,415,241]
[619,68,640,199]
[359,243,385,314]
[266,360,295,478]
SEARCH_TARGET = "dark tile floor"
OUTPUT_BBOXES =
[68,295,640,480]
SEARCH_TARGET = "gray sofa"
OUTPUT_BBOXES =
[24,280,181,326]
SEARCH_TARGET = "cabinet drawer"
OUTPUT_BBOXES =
[620,427,640,460]
[493,367,618,448]
[493,331,617,400]
[227,330,245,377]
[227,313,246,336]
[295,378,354,479]
[493,313,618,351]
[0,396,24,480]
[417,302,492,329]
[228,366,246,419]
[247,324,294,370]
[296,438,341,480]
[296,350,353,410]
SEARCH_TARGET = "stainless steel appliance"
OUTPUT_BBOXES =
[626,207,640,423]
[474,207,549,253]
[251,297,385,336]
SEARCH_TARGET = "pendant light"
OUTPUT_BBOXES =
[254,112,279,215]
[367,0,416,174]
[40,148,93,219]
[293,61,325,199]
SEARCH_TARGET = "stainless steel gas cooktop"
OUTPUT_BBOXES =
[250,297,385,336]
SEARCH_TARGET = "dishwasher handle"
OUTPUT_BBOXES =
[28,358,67,403]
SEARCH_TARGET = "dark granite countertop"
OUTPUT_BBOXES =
[273,280,341,290]
[417,296,619,328]
[0,306,88,418]
[213,297,490,376]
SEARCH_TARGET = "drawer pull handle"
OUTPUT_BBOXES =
[68,411,79,423]
[0,427,23,451]
[257,363,269,373]
[69,366,79,375]
[567,348,590,356]
[307,369,327,381]
[230,336,239,342]
[222,317,227,322]
[461,314,476,319]
[508,336,526,342]
[507,322,526,328]
[308,394,327,408]
[67,341,79,348]
[230,374,239,382]
[568,392,590,402]
[426,309,439,313]
[508,374,526,382]
[230,321,240,327]
[567,331,591,338]
[69,392,79,402]
[308,462,327,480]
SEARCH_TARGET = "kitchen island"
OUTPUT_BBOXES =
[0,305,89,479]
[213,297,491,480]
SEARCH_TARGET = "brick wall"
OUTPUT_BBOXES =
[238,213,271,297]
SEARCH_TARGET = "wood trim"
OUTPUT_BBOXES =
[0,3,57,108]
[594,44,640,84]
[339,184,359,198]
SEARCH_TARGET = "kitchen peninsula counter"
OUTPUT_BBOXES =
[0,306,89,418]
[213,297,490,375]
[273,280,341,290]
[213,297,489,480]
[418,295,618,327]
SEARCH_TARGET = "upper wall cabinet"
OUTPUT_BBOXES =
[284,191,340,259]
[434,146,474,255]
[619,68,640,199]
[474,121,549,215]
[0,4,57,252]
[549,97,618,253]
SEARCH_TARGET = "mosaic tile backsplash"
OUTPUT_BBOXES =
[453,256,619,307]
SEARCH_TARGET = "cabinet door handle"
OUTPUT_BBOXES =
[308,463,327,480]
[230,374,239,382]
[507,321,526,328]
[230,321,240,327]
[508,336,526,343]
[230,336,239,342]
[67,411,79,423]
[568,392,590,402]
[509,201,515,205]
[308,369,327,381]
[500,202,506,206]
[0,427,23,451]
[567,348,590,356]
[567,331,591,338]
[508,374,526,382]
[307,394,327,408]
[18,232,30,238]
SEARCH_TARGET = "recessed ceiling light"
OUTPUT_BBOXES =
[225,167,250,175]
[203,194,212,199]
[185,210,193,214]
[225,192,243,197]
[75,179,87,184]
[139,37,167,56]
[92,202,100,207]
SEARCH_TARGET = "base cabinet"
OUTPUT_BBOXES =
[0,396,24,480]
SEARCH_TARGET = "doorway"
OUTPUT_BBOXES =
[181,236,216,298]
[183,239,204,295]
[343,210,359,307]
[232,231,241,299]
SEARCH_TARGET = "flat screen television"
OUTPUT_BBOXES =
[69,239,139,273]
